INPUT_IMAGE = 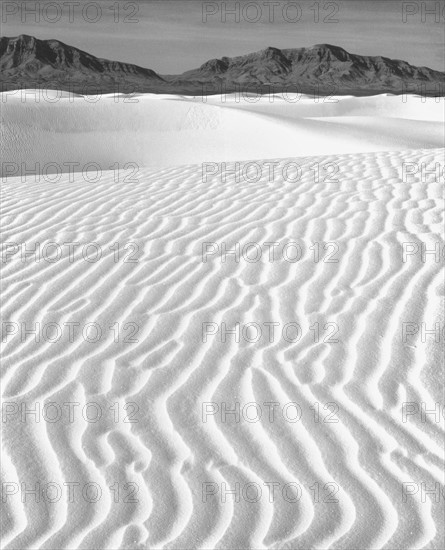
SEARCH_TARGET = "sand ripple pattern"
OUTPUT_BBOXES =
[1,148,444,549]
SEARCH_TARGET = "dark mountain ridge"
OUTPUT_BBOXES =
[0,35,162,78]
[1,35,443,96]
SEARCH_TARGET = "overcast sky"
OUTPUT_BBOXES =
[3,0,444,73]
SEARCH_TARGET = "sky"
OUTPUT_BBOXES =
[2,0,444,73]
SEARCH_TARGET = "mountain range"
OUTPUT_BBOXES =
[1,35,444,96]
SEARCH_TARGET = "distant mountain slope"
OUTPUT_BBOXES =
[1,35,443,96]
[178,44,444,94]
[0,35,164,93]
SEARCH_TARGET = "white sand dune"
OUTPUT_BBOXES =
[1,93,444,176]
[1,93,444,549]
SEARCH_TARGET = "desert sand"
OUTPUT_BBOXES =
[1,92,444,549]
[1,92,444,175]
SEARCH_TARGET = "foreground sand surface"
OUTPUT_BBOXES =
[1,94,444,549]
